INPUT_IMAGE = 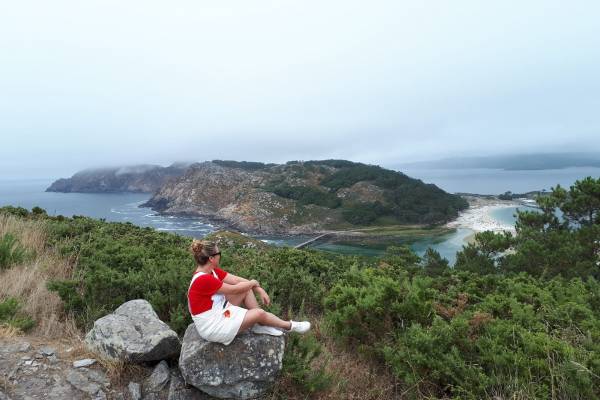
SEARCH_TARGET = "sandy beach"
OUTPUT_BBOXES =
[446,196,518,236]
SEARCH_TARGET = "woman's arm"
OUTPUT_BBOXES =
[216,279,259,295]
[222,273,271,305]
[222,272,247,285]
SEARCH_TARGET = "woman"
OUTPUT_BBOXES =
[187,239,311,345]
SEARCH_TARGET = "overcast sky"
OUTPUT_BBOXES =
[1,1,599,178]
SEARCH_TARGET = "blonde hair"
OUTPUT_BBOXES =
[190,239,218,266]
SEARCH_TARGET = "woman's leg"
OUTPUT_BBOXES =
[226,290,259,309]
[238,308,292,332]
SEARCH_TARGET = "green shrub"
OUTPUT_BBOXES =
[264,183,341,209]
[282,332,332,393]
[212,160,275,170]
[342,202,390,225]
[0,297,35,332]
[0,206,29,217]
[0,233,27,269]
[325,267,600,398]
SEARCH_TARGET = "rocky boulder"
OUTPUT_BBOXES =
[85,299,180,362]
[179,323,285,399]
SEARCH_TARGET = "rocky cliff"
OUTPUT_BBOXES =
[46,163,190,193]
[142,160,468,234]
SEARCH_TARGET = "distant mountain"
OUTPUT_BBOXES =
[46,162,191,193]
[142,159,468,234]
[397,153,600,171]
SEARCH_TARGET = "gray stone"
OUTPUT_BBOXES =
[84,368,110,387]
[112,392,126,400]
[0,390,11,400]
[66,369,103,396]
[85,299,180,363]
[39,346,56,356]
[128,382,142,400]
[145,360,171,393]
[142,393,163,400]
[179,323,285,400]
[73,358,96,368]
[18,342,31,352]
[168,369,209,400]
[47,354,59,364]
[95,390,107,400]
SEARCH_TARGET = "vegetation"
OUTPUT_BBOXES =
[0,297,36,332]
[498,190,544,200]
[263,182,342,209]
[212,160,276,170]
[0,232,27,269]
[264,160,468,226]
[341,201,391,225]
[0,211,71,336]
[0,176,598,398]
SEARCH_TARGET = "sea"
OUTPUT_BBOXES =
[1,166,598,264]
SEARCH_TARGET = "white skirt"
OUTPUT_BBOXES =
[191,303,248,345]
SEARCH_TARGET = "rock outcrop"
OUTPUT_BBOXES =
[142,160,469,234]
[46,163,190,193]
[0,337,115,400]
[179,323,285,399]
[85,299,181,363]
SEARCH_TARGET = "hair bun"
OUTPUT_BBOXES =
[190,240,204,255]
[190,239,218,266]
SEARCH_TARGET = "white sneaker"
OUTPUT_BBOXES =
[288,321,311,334]
[251,324,284,336]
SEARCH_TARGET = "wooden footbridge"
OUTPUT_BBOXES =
[294,233,332,249]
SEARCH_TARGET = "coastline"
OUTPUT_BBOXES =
[446,196,518,241]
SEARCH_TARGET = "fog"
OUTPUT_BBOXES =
[1,1,599,178]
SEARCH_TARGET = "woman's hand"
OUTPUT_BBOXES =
[249,279,260,288]
[253,285,270,306]
[257,288,271,306]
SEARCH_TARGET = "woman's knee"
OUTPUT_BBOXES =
[250,308,267,322]
[239,308,266,331]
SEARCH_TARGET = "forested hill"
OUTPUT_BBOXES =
[142,159,468,234]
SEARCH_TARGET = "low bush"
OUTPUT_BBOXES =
[0,233,27,269]
[0,297,36,332]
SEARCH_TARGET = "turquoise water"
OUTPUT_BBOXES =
[489,207,521,226]
[258,229,472,262]
[0,177,526,264]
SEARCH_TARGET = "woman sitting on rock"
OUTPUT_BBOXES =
[187,239,311,345]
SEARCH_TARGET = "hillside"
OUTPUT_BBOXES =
[142,159,469,234]
[46,163,190,193]
[1,175,599,399]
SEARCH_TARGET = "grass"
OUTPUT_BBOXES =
[266,317,400,400]
[0,213,76,337]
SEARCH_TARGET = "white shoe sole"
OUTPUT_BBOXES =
[251,324,284,336]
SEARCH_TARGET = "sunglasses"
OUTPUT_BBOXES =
[209,251,221,257]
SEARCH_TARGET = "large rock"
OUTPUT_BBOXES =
[179,323,285,399]
[85,299,180,362]
[168,369,209,400]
